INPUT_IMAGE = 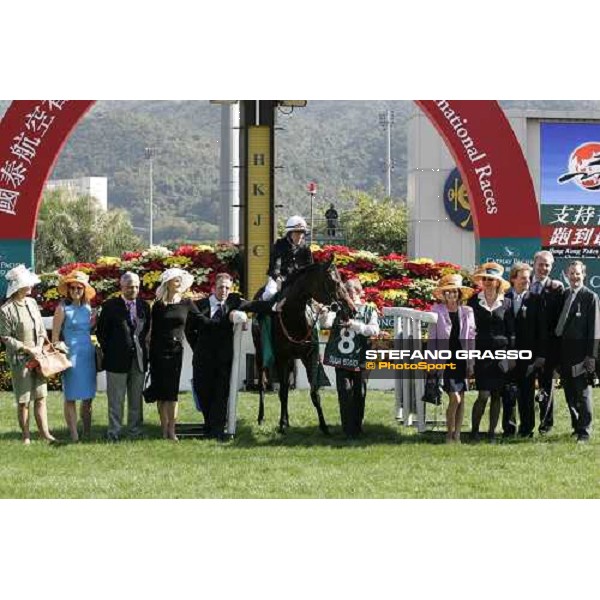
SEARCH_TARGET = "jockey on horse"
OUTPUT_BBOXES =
[262,215,314,301]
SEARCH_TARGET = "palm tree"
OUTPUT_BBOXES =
[35,189,143,271]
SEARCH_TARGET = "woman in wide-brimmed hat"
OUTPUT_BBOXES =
[428,274,476,443]
[145,268,197,441]
[467,262,514,442]
[52,270,97,441]
[0,265,56,444]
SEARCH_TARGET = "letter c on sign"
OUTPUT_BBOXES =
[252,245,265,257]
[589,275,600,289]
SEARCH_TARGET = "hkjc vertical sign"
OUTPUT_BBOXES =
[245,126,272,298]
[0,100,94,298]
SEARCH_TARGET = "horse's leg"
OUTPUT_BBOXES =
[253,324,266,425]
[257,364,265,425]
[302,353,330,435]
[277,359,290,433]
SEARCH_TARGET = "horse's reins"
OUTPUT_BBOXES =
[277,301,329,346]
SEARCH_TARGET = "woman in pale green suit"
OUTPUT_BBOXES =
[0,265,56,445]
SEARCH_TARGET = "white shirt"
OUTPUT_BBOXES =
[209,294,225,318]
[477,291,504,313]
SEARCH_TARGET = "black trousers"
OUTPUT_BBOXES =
[561,373,593,439]
[502,364,536,436]
[193,360,231,435]
[537,344,560,431]
[335,369,367,437]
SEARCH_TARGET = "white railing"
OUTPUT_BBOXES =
[382,307,439,433]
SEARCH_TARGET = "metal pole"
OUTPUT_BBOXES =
[149,156,153,246]
[379,110,394,197]
[145,147,156,247]
[386,113,392,197]
[310,194,314,242]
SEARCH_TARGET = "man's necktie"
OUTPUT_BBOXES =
[212,303,223,321]
[126,300,137,327]
[555,290,574,337]
[514,294,522,316]
[531,280,542,295]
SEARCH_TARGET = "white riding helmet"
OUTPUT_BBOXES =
[285,215,309,233]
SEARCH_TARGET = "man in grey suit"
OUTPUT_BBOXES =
[97,272,151,441]
[555,260,599,443]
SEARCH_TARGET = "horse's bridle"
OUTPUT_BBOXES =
[276,299,344,346]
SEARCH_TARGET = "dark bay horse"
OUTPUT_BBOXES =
[252,259,355,433]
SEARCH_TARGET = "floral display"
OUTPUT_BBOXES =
[33,243,242,317]
[28,242,468,318]
[311,244,466,312]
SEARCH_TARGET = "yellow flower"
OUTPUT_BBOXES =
[44,288,60,300]
[97,256,121,266]
[412,258,435,264]
[142,270,162,287]
[334,254,353,266]
[381,289,408,301]
[310,243,321,252]
[164,256,192,267]
[358,272,381,285]
[195,244,214,252]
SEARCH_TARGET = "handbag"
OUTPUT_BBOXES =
[422,372,443,405]
[33,343,73,378]
[142,371,155,404]
[95,345,105,372]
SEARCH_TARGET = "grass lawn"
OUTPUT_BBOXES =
[0,388,597,498]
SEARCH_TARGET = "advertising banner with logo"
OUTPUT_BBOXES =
[541,122,600,290]
[443,168,473,231]
[0,240,34,299]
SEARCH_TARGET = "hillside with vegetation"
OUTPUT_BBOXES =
[2,99,600,244]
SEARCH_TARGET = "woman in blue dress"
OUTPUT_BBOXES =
[52,271,97,442]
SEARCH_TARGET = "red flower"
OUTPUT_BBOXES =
[380,253,406,262]
[192,252,219,268]
[57,262,96,275]
[378,277,412,289]
[121,251,143,261]
[408,297,433,311]
[173,245,199,257]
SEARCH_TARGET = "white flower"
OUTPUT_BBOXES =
[142,245,173,259]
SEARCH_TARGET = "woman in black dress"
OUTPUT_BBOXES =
[468,262,514,442]
[146,268,197,441]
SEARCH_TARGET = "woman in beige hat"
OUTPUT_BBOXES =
[467,262,514,442]
[52,271,97,442]
[428,274,476,443]
[144,268,197,441]
[0,265,56,444]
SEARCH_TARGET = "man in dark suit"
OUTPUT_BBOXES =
[97,272,151,441]
[529,250,564,434]
[503,262,546,438]
[555,260,599,443]
[185,273,274,440]
[325,203,339,237]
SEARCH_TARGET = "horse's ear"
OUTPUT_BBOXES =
[324,255,335,269]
